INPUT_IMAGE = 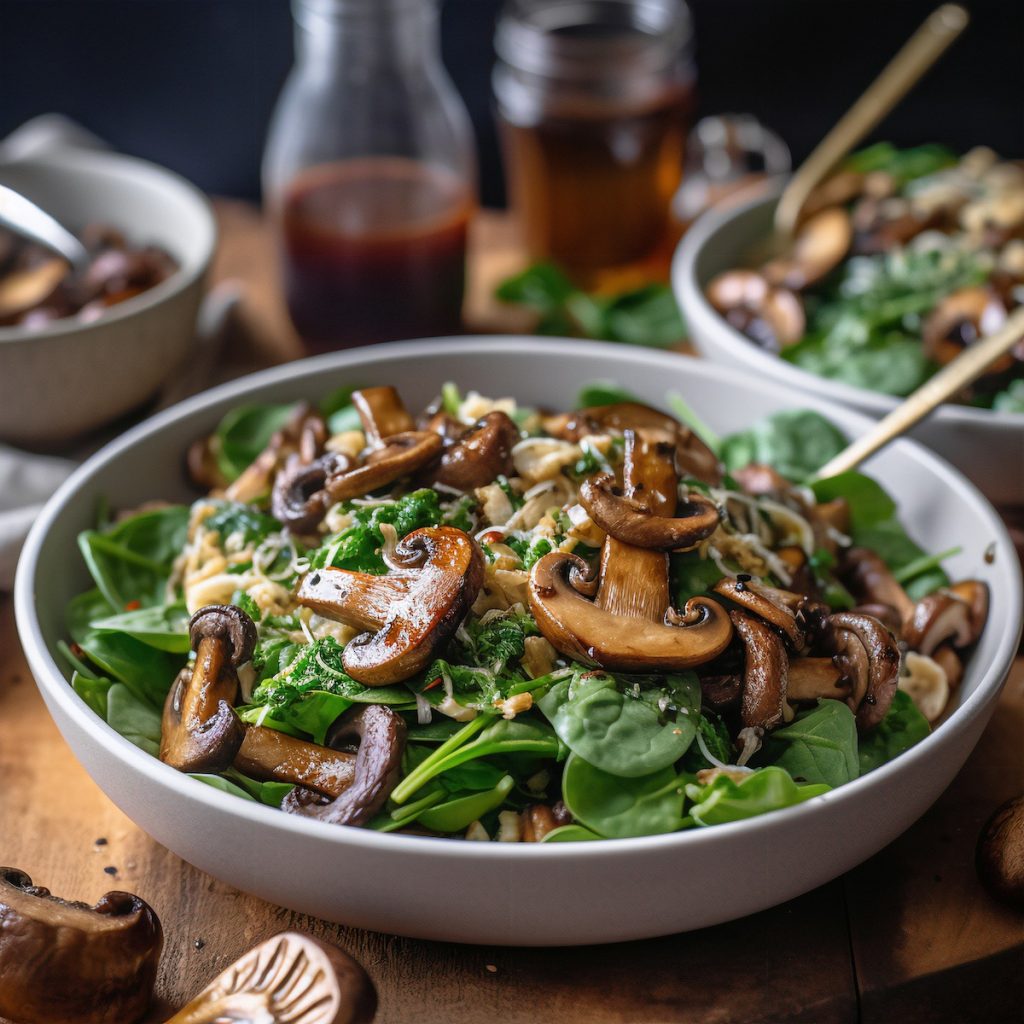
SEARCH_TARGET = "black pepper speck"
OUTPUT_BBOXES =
[103,866,117,876]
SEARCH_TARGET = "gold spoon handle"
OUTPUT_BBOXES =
[814,305,1024,481]
[774,3,969,237]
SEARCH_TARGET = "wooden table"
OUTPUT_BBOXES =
[1,204,1022,1023]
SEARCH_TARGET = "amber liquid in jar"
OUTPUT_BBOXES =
[280,158,472,350]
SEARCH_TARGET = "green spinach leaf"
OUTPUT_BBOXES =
[858,690,930,774]
[685,766,829,826]
[760,700,859,787]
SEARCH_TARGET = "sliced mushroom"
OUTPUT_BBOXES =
[528,431,733,671]
[852,195,933,254]
[731,609,787,732]
[706,269,806,352]
[234,725,357,798]
[787,656,850,702]
[922,287,1012,373]
[949,579,990,641]
[427,411,520,491]
[0,256,68,321]
[226,403,327,504]
[579,442,721,550]
[763,206,853,290]
[351,385,416,447]
[166,930,377,1024]
[821,611,900,731]
[712,578,806,649]
[0,866,162,1024]
[272,451,351,533]
[324,431,443,503]
[284,705,406,828]
[800,170,866,219]
[900,650,950,722]
[841,547,915,629]
[160,605,254,772]
[904,590,976,656]
[297,526,484,685]
[546,400,723,486]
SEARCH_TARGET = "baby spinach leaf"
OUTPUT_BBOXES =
[811,471,895,529]
[537,671,699,777]
[575,382,640,409]
[106,683,163,756]
[681,712,735,772]
[685,767,830,826]
[760,700,859,787]
[858,690,930,774]
[203,501,280,545]
[562,753,685,838]
[259,690,353,745]
[992,379,1024,413]
[190,774,257,802]
[223,769,295,807]
[720,410,847,481]
[214,403,296,482]
[541,824,602,843]
[90,602,190,653]
[72,670,114,718]
[415,775,516,833]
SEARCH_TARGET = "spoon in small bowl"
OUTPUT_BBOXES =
[0,183,90,321]
[813,305,1024,481]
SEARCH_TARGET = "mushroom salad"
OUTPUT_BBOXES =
[707,144,1024,411]
[62,383,989,841]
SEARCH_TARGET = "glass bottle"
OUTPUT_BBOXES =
[494,0,696,285]
[264,0,476,351]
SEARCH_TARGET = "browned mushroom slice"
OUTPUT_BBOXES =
[0,866,162,1024]
[800,170,866,219]
[529,431,732,671]
[922,287,1011,372]
[841,547,915,630]
[323,430,443,504]
[296,526,484,685]
[284,705,406,828]
[427,410,520,491]
[700,673,742,711]
[0,256,67,321]
[786,657,850,702]
[822,611,900,731]
[763,207,854,290]
[903,588,983,656]
[234,725,357,798]
[932,644,965,689]
[160,605,255,772]
[705,269,806,352]
[352,385,416,447]
[712,578,805,649]
[272,451,351,533]
[852,195,932,254]
[225,403,327,503]
[166,930,377,1024]
[579,468,720,550]
[731,610,787,732]
[949,579,989,640]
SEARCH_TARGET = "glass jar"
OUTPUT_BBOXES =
[494,0,696,285]
[263,0,476,350]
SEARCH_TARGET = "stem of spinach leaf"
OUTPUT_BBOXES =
[391,715,490,804]
[891,546,961,584]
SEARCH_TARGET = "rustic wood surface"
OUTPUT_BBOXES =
[1,203,1021,1023]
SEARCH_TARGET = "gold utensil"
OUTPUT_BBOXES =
[773,3,969,239]
[814,305,1024,480]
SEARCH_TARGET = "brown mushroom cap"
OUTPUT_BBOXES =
[731,609,787,732]
[922,287,1011,372]
[352,386,416,448]
[0,866,162,1024]
[823,611,900,731]
[579,469,720,550]
[976,795,1024,911]
[800,170,866,220]
[234,725,357,799]
[762,206,854,291]
[284,705,407,828]
[841,547,915,629]
[166,930,377,1024]
[297,526,484,685]
[903,590,977,656]
[324,430,443,504]
[428,410,519,491]
[706,269,806,352]
[159,605,254,773]
[712,578,806,649]
[949,580,989,643]
[0,256,68,321]
[272,451,351,533]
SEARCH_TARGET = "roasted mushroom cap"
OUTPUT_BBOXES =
[234,725,357,799]
[297,526,484,685]
[841,547,915,629]
[272,451,351,533]
[167,930,377,1024]
[0,866,162,1024]
[763,207,854,290]
[976,796,1024,912]
[731,609,787,732]
[712,578,806,650]
[428,410,520,491]
[284,705,407,828]
[904,583,988,656]
[0,257,68,321]
[821,611,901,731]
[529,431,733,671]
[160,605,254,772]
[706,269,806,352]
[351,385,416,447]
[325,431,443,503]
[922,287,1011,372]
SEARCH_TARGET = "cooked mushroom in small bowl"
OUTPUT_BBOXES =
[674,144,1024,506]
[16,339,1020,944]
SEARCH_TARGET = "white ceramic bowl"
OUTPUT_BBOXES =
[14,338,1022,945]
[0,148,216,445]
[673,191,1024,507]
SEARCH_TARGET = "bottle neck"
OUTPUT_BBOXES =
[293,0,440,72]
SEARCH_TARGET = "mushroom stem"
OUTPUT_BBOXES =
[352,386,415,448]
[234,725,357,798]
[787,657,849,701]
[731,609,787,731]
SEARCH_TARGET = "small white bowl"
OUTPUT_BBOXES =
[0,148,216,445]
[673,191,1024,507]
[14,338,1022,945]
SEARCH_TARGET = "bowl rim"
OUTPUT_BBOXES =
[0,147,217,345]
[14,336,1023,862]
[672,187,1024,428]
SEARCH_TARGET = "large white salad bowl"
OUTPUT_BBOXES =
[14,338,1022,945]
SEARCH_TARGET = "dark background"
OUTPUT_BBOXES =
[1,0,1021,207]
